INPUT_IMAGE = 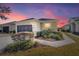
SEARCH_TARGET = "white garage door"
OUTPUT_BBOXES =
[17,25,32,32]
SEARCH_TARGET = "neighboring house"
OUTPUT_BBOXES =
[61,24,70,32]
[70,17,79,33]
[62,17,79,34]
[0,18,57,36]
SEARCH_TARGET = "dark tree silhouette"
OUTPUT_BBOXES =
[0,4,11,20]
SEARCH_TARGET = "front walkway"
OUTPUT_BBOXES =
[34,32,75,47]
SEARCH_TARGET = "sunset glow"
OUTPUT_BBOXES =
[6,12,27,21]
[0,12,27,24]
[0,3,79,28]
[43,9,68,28]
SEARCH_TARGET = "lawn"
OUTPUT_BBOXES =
[0,32,79,56]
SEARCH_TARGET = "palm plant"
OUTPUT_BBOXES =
[0,4,11,20]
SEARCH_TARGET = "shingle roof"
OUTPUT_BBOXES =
[39,18,55,21]
[0,18,56,25]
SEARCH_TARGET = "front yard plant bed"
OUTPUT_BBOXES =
[3,40,37,52]
[36,30,63,41]
[36,37,56,42]
[1,32,79,56]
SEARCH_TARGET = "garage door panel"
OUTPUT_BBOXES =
[17,25,32,32]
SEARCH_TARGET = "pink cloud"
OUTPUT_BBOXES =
[43,9,68,28]
[0,12,28,24]
[55,16,68,28]
[43,9,56,18]
[6,12,27,21]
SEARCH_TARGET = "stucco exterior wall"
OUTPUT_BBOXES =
[70,24,73,32]
[75,22,79,32]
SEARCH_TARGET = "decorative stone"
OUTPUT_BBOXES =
[11,32,34,41]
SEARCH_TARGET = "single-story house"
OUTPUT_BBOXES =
[61,24,70,32]
[0,18,57,36]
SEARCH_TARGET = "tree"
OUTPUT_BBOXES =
[0,4,11,20]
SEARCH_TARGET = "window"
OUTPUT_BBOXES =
[17,25,32,32]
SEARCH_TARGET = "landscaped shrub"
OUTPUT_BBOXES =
[37,31,41,37]
[36,30,63,40]
[3,40,36,52]
[41,30,49,38]
[37,30,51,38]
[52,34,62,40]
[55,32,63,39]
[10,30,16,33]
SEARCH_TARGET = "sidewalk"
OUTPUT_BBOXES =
[34,32,75,47]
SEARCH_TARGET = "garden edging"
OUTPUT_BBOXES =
[33,33,75,47]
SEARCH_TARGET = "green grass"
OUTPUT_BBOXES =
[1,32,79,56]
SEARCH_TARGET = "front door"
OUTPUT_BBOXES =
[3,26,9,33]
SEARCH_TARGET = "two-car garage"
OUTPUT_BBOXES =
[2,25,33,33]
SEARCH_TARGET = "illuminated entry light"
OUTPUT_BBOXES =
[44,23,51,28]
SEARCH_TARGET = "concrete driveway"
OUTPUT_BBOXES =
[0,34,13,50]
